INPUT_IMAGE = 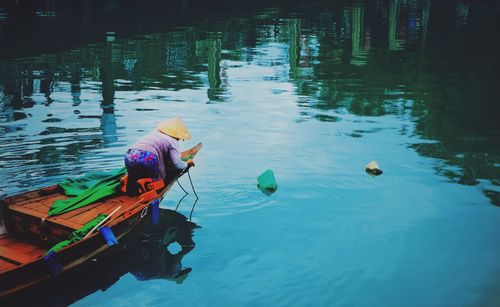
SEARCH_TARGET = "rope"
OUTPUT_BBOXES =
[187,169,199,221]
[175,181,189,211]
[177,179,188,194]
[175,167,199,219]
[187,169,199,199]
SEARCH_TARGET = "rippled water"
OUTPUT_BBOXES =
[1,0,499,306]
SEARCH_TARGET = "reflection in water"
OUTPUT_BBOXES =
[0,1,499,306]
[350,5,367,66]
[128,209,198,284]
[285,0,499,204]
[99,40,118,145]
[288,18,300,79]
[71,67,82,106]
[388,0,401,51]
[0,4,497,182]
[207,37,223,103]
[421,0,431,49]
[40,69,54,104]
[0,0,497,203]
[2,209,199,306]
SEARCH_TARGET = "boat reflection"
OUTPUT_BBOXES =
[1,208,199,306]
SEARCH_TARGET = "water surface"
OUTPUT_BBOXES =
[0,0,499,306]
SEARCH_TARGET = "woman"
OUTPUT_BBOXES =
[124,117,195,195]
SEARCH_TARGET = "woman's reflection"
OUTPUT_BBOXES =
[129,208,198,284]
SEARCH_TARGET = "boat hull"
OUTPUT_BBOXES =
[0,142,202,298]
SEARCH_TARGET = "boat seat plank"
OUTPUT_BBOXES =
[15,193,67,207]
[0,235,47,269]
[56,195,137,224]
[26,195,67,211]
[69,196,136,225]
[23,201,49,210]
[56,201,106,220]
[9,195,135,230]
[31,197,66,215]
[69,202,118,225]
[0,258,17,271]
[0,246,36,265]
[0,235,47,252]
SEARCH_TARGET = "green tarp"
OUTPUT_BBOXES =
[47,213,107,254]
[49,167,126,217]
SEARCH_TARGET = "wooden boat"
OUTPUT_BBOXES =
[2,208,199,306]
[0,143,202,298]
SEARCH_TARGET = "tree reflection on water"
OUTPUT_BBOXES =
[0,0,498,204]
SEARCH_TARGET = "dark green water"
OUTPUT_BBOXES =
[0,0,499,306]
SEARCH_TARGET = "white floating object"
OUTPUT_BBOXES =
[365,161,383,176]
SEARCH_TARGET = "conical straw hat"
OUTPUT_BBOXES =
[157,117,191,140]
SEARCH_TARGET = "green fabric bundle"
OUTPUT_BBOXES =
[47,213,107,254]
[49,167,126,217]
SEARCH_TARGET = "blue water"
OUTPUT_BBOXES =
[0,0,499,306]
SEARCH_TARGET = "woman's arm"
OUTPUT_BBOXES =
[169,145,188,170]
